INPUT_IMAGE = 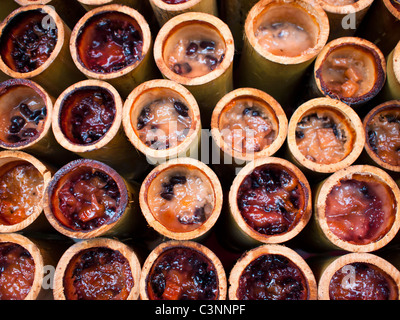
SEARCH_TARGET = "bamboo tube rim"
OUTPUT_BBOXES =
[228,244,318,300]
[122,79,201,160]
[318,252,400,300]
[139,240,227,300]
[0,78,53,150]
[0,5,66,79]
[229,157,312,244]
[139,157,223,240]
[0,233,44,300]
[43,158,130,239]
[0,150,52,233]
[211,87,288,162]
[316,164,400,252]
[383,0,400,20]
[314,37,387,105]
[150,0,205,11]
[52,79,123,153]
[77,0,116,5]
[317,0,374,15]
[14,0,52,5]
[244,0,329,65]
[69,4,152,80]
[53,237,141,300]
[153,12,235,86]
[287,97,365,173]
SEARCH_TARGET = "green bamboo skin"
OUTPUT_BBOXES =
[381,42,400,101]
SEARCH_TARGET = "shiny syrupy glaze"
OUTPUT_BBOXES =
[295,110,354,164]
[237,254,308,300]
[325,174,396,245]
[147,166,214,232]
[162,0,190,3]
[366,107,400,166]
[63,247,134,300]
[237,164,306,236]
[0,85,47,146]
[0,242,35,300]
[219,98,278,154]
[0,10,57,73]
[147,247,219,300]
[76,12,143,74]
[135,98,192,150]
[329,263,398,300]
[322,0,358,5]
[51,167,121,231]
[59,87,116,145]
[0,161,44,226]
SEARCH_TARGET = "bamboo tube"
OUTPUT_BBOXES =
[43,158,143,240]
[53,237,141,300]
[70,4,159,98]
[1,0,19,22]
[52,79,149,181]
[355,0,400,56]
[139,157,223,241]
[0,5,85,97]
[149,0,218,26]
[308,165,400,252]
[315,252,400,300]
[286,97,365,177]
[237,0,329,107]
[228,244,317,300]
[317,0,374,40]
[77,0,143,11]
[312,37,387,107]
[139,240,227,300]
[153,12,235,126]
[226,157,312,250]
[381,41,400,101]
[122,79,201,166]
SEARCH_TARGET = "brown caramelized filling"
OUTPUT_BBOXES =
[51,167,121,231]
[367,108,400,166]
[329,263,398,300]
[147,247,218,300]
[237,254,308,300]
[237,164,306,236]
[0,242,35,300]
[76,12,143,74]
[325,174,396,245]
[218,98,278,154]
[295,109,354,164]
[59,87,116,145]
[0,10,57,73]
[63,247,134,300]
[147,166,214,232]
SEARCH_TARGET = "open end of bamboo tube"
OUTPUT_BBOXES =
[0,79,52,150]
[154,12,234,86]
[0,233,44,300]
[53,238,141,300]
[122,79,201,163]
[317,0,373,12]
[314,37,386,105]
[229,157,312,244]
[139,240,227,300]
[287,97,364,174]
[316,165,400,252]
[44,158,129,239]
[150,0,204,11]
[211,88,288,163]
[318,253,400,300]
[52,79,123,154]
[0,5,65,79]
[139,158,222,240]
[228,244,317,300]
[14,0,52,4]
[70,4,151,80]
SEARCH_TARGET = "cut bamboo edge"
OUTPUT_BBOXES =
[43,158,142,240]
[139,157,223,241]
[287,97,365,176]
[312,165,400,252]
[77,0,142,11]
[228,244,318,300]
[316,252,400,300]
[53,237,141,300]
[139,240,227,300]
[382,41,400,101]
[122,79,201,166]
[0,5,85,96]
